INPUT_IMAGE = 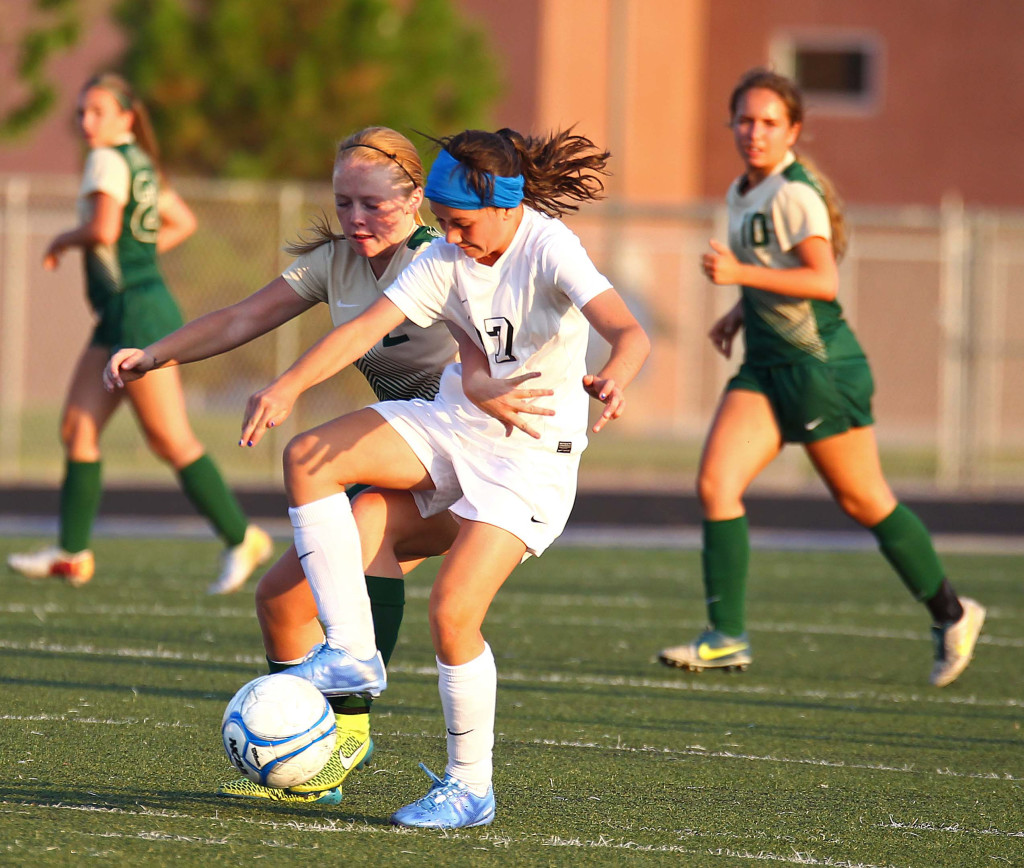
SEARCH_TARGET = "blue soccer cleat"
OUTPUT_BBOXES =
[389,763,495,829]
[658,628,752,672]
[288,643,387,698]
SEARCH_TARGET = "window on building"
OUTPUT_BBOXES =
[772,31,882,114]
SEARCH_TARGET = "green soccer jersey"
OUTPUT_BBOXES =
[725,151,864,366]
[77,139,163,310]
[282,225,457,402]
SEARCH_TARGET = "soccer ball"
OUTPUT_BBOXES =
[221,673,337,788]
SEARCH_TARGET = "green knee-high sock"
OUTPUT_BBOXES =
[365,575,406,666]
[177,454,248,547]
[59,459,103,553]
[702,516,750,637]
[870,503,945,601]
[335,575,406,713]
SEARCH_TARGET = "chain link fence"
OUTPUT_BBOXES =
[2,173,1023,493]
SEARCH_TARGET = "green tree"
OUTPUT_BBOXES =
[0,0,80,139]
[113,0,500,179]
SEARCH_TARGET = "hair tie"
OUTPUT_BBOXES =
[424,149,523,211]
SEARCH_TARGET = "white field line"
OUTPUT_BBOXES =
[1,600,1021,649]
[0,637,1021,711]
[1,712,196,727]
[1,801,1020,861]
[522,737,1024,783]
[872,818,1024,838]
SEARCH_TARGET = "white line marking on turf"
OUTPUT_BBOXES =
[0,638,1020,711]
[524,738,1024,783]
[2,601,1020,649]
[1,801,996,864]
[0,713,197,728]
[873,818,1023,839]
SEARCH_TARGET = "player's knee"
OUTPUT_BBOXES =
[429,594,476,643]
[60,414,98,458]
[834,490,893,527]
[697,467,744,516]
[144,430,201,465]
[282,432,317,483]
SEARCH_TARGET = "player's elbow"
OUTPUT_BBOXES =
[93,225,122,246]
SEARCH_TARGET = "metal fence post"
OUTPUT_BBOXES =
[0,176,30,481]
[271,182,304,464]
[937,193,968,489]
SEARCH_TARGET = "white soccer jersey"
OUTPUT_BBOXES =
[727,150,850,364]
[383,206,612,454]
[726,150,832,270]
[282,227,456,401]
[78,144,132,210]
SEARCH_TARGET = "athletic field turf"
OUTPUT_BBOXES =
[1,535,1020,866]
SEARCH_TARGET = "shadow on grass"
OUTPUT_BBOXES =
[0,783,394,826]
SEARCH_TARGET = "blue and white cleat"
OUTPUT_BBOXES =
[658,628,752,672]
[389,763,495,829]
[288,643,387,698]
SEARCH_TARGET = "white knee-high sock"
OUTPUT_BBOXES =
[437,643,496,796]
[288,493,376,659]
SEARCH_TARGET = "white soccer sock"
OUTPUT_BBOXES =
[437,643,496,796]
[288,493,376,659]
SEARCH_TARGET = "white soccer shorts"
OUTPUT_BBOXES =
[370,398,581,556]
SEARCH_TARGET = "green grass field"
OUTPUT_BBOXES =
[0,535,1020,866]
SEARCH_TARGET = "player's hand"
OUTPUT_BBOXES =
[463,370,555,439]
[104,348,156,390]
[582,373,625,433]
[702,239,741,285]
[240,379,298,447]
[43,235,69,271]
[708,304,744,358]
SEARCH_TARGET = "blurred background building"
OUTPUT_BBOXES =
[2,0,1023,492]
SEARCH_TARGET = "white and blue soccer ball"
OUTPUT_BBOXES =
[221,673,337,788]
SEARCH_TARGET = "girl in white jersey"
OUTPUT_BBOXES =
[657,69,984,688]
[8,74,270,594]
[107,127,476,805]
[219,127,649,828]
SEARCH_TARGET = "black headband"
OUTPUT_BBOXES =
[341,143,419,188]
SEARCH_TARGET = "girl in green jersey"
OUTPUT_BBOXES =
[658,69,984,688]
[7,74,271,593]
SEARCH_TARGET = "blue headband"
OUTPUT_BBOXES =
[425,149,524,210]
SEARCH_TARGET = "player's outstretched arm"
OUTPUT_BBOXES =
[239,295,406,447]
[580,289,650,433]
[104,277,315,390]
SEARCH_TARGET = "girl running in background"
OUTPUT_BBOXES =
[7,73,271,594]
[657,68,984,688]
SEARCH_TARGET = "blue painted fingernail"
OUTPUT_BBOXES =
[238,440,243,446]
[247,440,253,447]
[268,421,274,428]
[599,393,606,400]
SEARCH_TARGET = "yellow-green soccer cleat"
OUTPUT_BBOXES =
[930,597,986,687]
[288,728,374,794]
[216,777,343,805]
[217,712,374,803]
[208,525,274,595]
[658,628,752,672]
